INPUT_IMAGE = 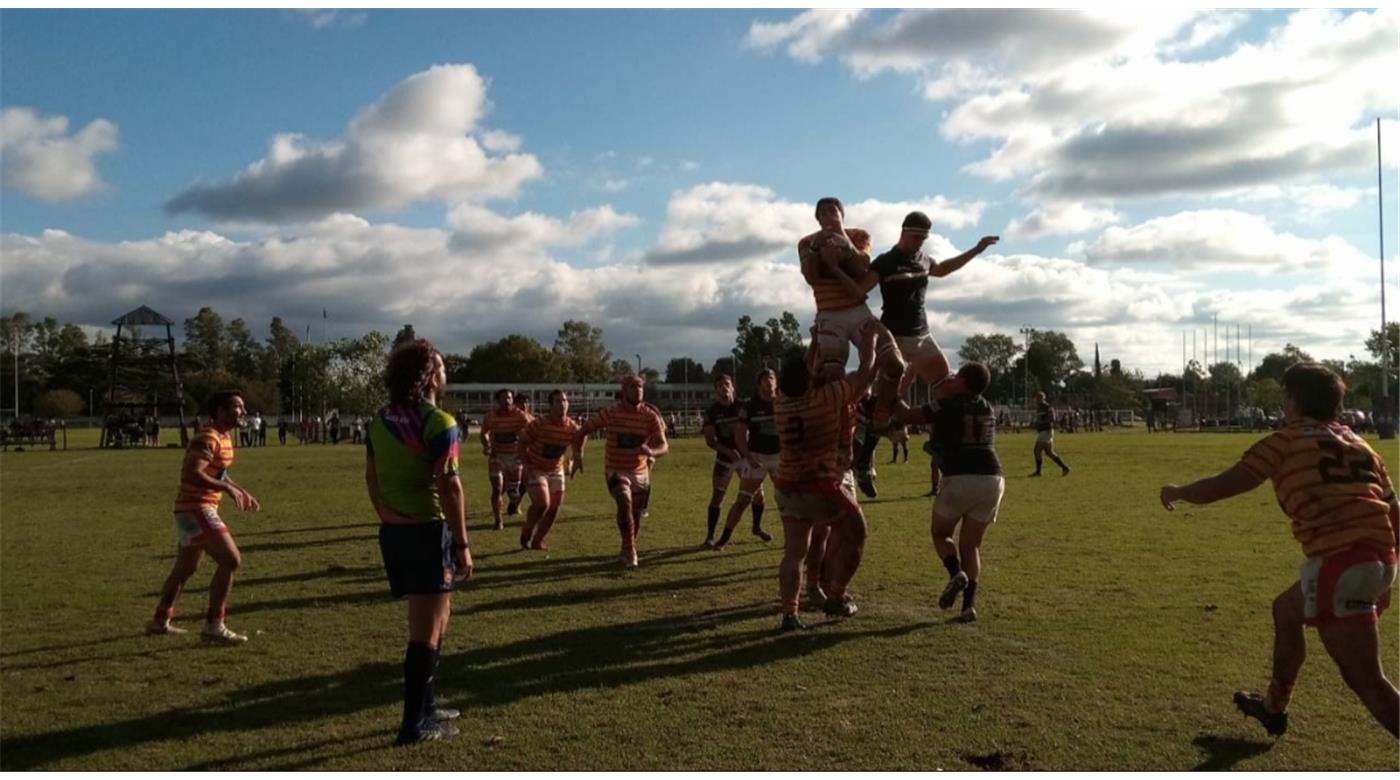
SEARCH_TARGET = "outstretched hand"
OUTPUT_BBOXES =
[1159,485,1180,511]
[976,236,1000,252]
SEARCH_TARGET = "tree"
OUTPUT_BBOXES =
[183,307,228,374]
[393,324,417,349]
[327,331,391,414]
[466,335,566,383]
[226,318,263,379]
[610,358,634,378]
[958,333,1021,373]
[709,356,736,380]
[35,388,83,418]
[1247,378,1283,411]
[443,352,471,383]
[1365,322,1399,363]
[553,320,613,383]
[665,357,708,385]
[733,312,806,393]
[265,316,301,385]
[1014,329,1083,395]
[1249,343,1313,383]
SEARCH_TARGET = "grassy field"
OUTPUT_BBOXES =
[1,427,1397,770]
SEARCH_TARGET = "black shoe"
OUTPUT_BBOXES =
[429,707,461,721]
[922,488,938,498]
[823,593,859,617]
[1233,691,1288,736]
[1029,471,1041,478]
[938,571,968,610]
[779,613,805,632]
[702,539,716,550]
[1061,466,1071,477]
[506,502,520,516]
[855,470,877,499]
[752,527,773,543]
[396,719,460,745]
[493,518,505,530]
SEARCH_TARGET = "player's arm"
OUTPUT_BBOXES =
[479,418,493,455]
[929,236,998,278]
[1159,462,1267,511]
[889,399,927,428]
[220,473,261,512]
[365,448,383,513]
[181,447,257,511]
[437,472,472,580]
[572,418,598,474]
[734,416,755,464]
[642,415,670,460]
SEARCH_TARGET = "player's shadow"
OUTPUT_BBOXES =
[1189,733,1274,770]
[235,522,373,538]
[236,532,378,554]
[0,605,922,770]
[462,566,770,614]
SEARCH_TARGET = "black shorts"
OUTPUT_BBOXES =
[378,521,455,598]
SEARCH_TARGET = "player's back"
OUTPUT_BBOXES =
[1240,421,1395,557]
[776,380,854,484]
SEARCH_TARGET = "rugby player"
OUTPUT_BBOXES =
[148,391,261,644]
[517,389,581,551]
[1160,363,1398,738]
[891,362,1003,622]
[714,368,779,549]
[365,339,472,745]
[702,374,747,548]
[775,325,879,631]
[481,388,530,529]
[1030,391,1070,476]
[575,375,670,569]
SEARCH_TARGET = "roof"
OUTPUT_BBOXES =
[111,305,173,326]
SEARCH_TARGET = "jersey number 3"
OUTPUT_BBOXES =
[782,417,805,447]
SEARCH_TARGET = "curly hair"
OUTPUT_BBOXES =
[384,338,441,405]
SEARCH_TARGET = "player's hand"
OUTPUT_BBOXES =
[976,235,1000,252]
[453,546,473,582]
[639,444,654,458]
[1159,485,1180,511]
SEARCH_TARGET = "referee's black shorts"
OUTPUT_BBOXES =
[378,521,455,598]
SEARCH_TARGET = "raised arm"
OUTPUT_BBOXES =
[930,236,998,278]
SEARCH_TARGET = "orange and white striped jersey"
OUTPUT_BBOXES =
[588,402,666,474]
[174,429,234,511]
[520,414,581,473]
[776,379,856,484]
[798,227,871,313]
[1239,420,1397,557]
[482,407,531,456]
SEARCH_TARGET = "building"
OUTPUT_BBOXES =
[444,382,714,422]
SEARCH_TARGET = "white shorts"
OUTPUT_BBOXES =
[524,467,566,494]
[933,474,1005,524]
[606,470,651,497]
[774,472,860,525]
[1036,430,1054,444]
[896,333,945,370]
[740,452,781,482]
[1300,546,1397,626]
[489,453,522,479]
[813,304,878,367]
[174,506,228,548]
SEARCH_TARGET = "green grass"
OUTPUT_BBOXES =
[2,428,1397,770]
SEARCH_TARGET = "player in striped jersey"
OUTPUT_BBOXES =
[148,390,261,644]
[575,374,670,569]
[517,389,581,551]
[481,389,531,530]
[1160,363,1398,738]
[774,325,878,631]
[714,368,779,549]
[702,374,747,547]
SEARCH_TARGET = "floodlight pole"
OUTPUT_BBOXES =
[1379,118,1389,404]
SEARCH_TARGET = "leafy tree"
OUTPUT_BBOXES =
[1012,329,1083,395]
[1249,343,1313,383]
[665,357,708,384]
[226,318,263,379]
[1247,378,1283,410]
[553,320,613,383]
[610,358,634,378]
[443,352,471,383]
[958,333,1021,373]
[466,335,566,383]
[183,307,228,374]
[393,323,417,349]
[35,388,83,418]
[327,331,391,414]
[1365,322,1399,363]
[709,356,736,380]
[733,312,806,393]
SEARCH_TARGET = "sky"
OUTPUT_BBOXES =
[1,8,1396,377]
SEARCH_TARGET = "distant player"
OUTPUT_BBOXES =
[702,374,747,548]
[1160,363,1398,738]
[854,211,998,493]
[889,424,909,464]
[575,375,669,569]
[517,389,581,551]
[366,339,472,745]
[147,390,261,644]
[891,363,1003,622]
[714,368,779,549]
[481,388,530,529]
[774,326,878,631]
[1030,391,1070,476]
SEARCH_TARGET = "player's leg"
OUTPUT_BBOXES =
[805,522,832,606]
[717,474,760,549]
[521,472,550,549]
[1318,618,1400,737]
[705,460,734,547]
[822,510,868,616]
[954,517,991,621]
[505,462,524,516]
[400,592,453,744]
[488,462,505,529]
[150,543,203,634]
[1044,441,1070,475]
[931,508,966,610]
[866,322,907,429]
[1031,439,1045,476]
[779,516,813,630]
[631,474,652,543]
[1234,581,1305,736]
[200,530,245,643]
[531,481,566,550]
[751,480,770,541]
[607,474,637,567]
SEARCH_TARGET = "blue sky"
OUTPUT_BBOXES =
[1,8,1395,376]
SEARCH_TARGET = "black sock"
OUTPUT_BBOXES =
[706,506,720,540]
[855,430,880,470]
[963,581,978,611]
[1033,456,1042,473]
[751,502,765,529]
[1051,455,1068,470]
[716,526,734,547]
[942,554,961,579]
[402,641,434,735]
[422,642,441,718]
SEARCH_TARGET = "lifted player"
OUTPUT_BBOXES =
[1160,363,1398,738]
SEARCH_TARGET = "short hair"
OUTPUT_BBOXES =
[1282,362,1344,422]
[958,362,991,395]
[621,374,645,388]
[814,197,844,219]
[757,368,776,383]
[384,339,440,405]
[713,373,734,388]
[494,388,512,401]
[779,356,810,398]
[901,211,932,233]
[204,390,242,419]
[548,389,566,404]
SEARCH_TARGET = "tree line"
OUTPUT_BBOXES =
[1,308,1394,418]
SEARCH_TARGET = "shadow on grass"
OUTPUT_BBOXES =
[1189,733,1274,770]
[237,532,378,554]
[235,522,375,538]
[0,604,924,770]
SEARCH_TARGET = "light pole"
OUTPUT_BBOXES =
[635,353,643,377]
[1018,325,1033,408]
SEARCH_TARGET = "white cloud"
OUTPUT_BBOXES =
[1007,203,1120,238]
[745,9,866,64]
[445,203,638,253]
[165,64,543,222]
[1217,183,1367,219]
[679,160,701,173]
[0,107,118,201]
[291,9,367,30]
[1070,209,1372,273]
[598,178,629,193]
